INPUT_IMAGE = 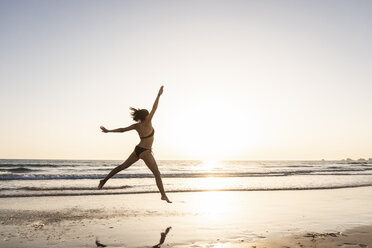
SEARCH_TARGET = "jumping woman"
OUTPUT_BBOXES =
[98,86,171,203]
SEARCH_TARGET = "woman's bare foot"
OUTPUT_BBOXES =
[161,195,172,203]
[98,180,105,190]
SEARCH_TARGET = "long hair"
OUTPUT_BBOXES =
[130,107,149,122]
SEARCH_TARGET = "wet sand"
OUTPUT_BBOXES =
[246,225,372,248]
[1,187,372,247]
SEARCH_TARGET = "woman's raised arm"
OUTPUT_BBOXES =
[148,85,164,120]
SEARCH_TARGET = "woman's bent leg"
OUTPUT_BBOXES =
[140,151,171,203]
[98,152,138,189]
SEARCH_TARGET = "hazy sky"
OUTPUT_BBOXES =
[1,0,371,160]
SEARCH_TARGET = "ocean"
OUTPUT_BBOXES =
[1,159,372,198]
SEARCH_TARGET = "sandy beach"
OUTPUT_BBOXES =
[248,225,372,248]
[1,186,372,247]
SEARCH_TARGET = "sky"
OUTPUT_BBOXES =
[0,0,371,160]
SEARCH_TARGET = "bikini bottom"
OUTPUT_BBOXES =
[135,145,150,157]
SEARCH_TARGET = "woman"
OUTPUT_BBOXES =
[98,86,171,203]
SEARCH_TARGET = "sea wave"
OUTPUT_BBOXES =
[0,162,114,168]
[2,170,372,180]
[0,167,38,173]
[1,161,371,169]
[0,163,66,168]
[0,185,132,191]
[1,183,372,198]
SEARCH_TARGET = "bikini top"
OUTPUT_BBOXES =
[140,129,155,139]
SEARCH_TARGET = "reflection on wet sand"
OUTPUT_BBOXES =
[95,238,107,247]
[153,226,172,248]
[95,226,172,248]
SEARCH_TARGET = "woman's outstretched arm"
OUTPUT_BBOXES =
[148,85,164,120]
[100,124,137,133]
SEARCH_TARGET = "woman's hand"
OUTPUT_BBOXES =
[100,126,109,133]
[158,85,164,96]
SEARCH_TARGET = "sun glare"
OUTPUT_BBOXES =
[199,160,223,171]
[189,192,234,223]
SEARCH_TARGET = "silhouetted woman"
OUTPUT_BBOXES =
[98,86,171,203]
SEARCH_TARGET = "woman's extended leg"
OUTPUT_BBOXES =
[98,152,138,189]
[140,151,171,203]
